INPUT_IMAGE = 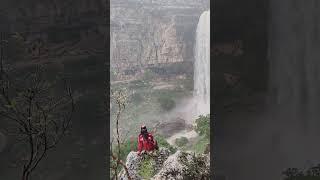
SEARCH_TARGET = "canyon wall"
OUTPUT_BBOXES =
[110,0,209,80]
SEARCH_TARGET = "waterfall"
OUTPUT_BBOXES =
[268,0,320,168]
[193,10,210,118]
[269,0,320,135]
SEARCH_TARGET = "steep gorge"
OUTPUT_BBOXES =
[110,0,209,80]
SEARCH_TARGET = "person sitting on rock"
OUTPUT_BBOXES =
[137,125,158,156]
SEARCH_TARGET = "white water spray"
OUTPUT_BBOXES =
[193,10,210,119]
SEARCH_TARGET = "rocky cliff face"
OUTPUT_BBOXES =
[0,0,209,80]
[110,0,209,80]
[0,0,106,62]
[2,0,105,32]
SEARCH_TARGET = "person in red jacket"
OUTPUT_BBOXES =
[137,125,158,155]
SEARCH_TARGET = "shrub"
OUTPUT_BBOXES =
[175,137,189,147]
[155,135,177,154]
[195,114,210,138]
[192,136,209,154]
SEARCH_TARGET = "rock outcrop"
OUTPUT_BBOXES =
[119,151,143,180]
[119,147,170,180]
[119,148,210,180]
[153,151,210,180]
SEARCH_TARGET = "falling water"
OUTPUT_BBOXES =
[193,10,210,118]
[268,0,320,172]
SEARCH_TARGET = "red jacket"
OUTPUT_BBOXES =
[137,133,157,153]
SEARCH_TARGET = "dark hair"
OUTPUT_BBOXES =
[141,125,148,139]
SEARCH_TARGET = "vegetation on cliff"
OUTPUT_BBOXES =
[187,114,210,154]
[138,155,156,179]
[283,165,320,180]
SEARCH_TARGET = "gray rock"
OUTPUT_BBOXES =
[119,151,143,180]
[119,147,170,180]
[119,148,210,180]
[152,151,210,180]
[154,147,170,172]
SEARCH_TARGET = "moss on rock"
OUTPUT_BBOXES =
[138,156,156,179]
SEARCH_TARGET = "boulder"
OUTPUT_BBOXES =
[119,151,142,180]
[119,148,210,180]
[152,151,210,180]
[119,147,170,180]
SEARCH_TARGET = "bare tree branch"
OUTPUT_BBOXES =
[109,89,131,180]
[0,36,75,180]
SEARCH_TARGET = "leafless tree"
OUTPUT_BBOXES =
[109,89,131,180]
[0,33,75,180]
